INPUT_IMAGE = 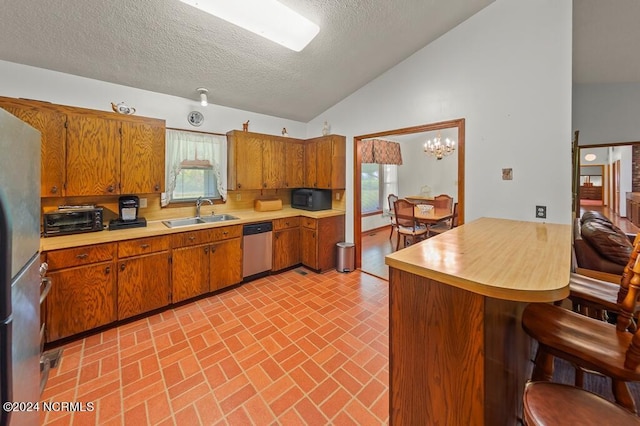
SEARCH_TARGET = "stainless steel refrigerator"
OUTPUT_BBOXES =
[0,108,42,425]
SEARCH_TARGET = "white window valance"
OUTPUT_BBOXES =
[161,129,228,206]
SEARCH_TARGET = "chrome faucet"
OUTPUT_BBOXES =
[195,197,213,218]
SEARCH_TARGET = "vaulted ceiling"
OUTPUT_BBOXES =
[0,1,637,121]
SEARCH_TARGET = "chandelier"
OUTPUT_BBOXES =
[424,132,455,160]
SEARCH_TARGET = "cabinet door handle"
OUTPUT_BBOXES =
[238,183,242,189]
[188,236,196,241]
[120,263,126,271]
[223,231,228,236]
[107,185,115,193]
[263,183,267,188]
[40,277,52,305]
[204,247,209,254]
[51,186,58,194]
[313,232,316,238]
[105,266,111,274]
[76,253,88,259]
[140,244,150,249]
[210,247,216,254]
[154,184,160,191]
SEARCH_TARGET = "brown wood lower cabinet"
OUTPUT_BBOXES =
[172,243,210,303]
[117,255,170,320]
[171,225,243,302]
[300,215,345,271]
[46,261,116,342]
[45,243,117,342]
[273,217,300,271]
[117,236,170,320]
[210,238,242,291]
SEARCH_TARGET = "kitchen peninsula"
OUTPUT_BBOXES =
[385,217,571,425]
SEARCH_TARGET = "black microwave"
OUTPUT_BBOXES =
[291,188,332,211]
[43,206,114,237]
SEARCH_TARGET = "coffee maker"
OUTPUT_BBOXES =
[109,195,147,230]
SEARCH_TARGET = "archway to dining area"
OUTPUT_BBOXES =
[353,118,466,278]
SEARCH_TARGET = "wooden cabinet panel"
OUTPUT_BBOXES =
[121,120,165,194]
[300,215,345,271]
[46,243,116,270]
[118,236,169,258]
[210,238,242,291]
[273,216,300,230]
[317,215,345,272]
[284,141,304,188]
[171,229,211,248]
[304,140,318,188]
[210,225,242,241]
[301,227,317,270]
[0,103,67,197]
[117,252,170,320]
[66,114,121,195]
[172,244,210,303]
[46,261,116,341]
[228,132,264,190]
[263,138,286,188]
[316,137,333,189]
[273,227,300,271]
[305,135,346,189]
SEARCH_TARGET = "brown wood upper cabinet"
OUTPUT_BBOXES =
[0,99,66,197]
[304,135,346,189]
[227,130,304,190]
[0,96,166,197]
[227,131,345,191]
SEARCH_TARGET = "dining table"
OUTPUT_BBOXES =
[413,206,453,226]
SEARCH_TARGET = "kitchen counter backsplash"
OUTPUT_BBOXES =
[41,189,346,222]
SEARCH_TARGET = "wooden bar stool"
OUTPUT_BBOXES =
[523,381,640,425]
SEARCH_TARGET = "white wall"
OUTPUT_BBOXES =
[308,0,572,241]
[0,60,307,137]
[574,83,640,145]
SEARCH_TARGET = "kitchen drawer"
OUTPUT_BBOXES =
[171,229,211,248]
[46,243,117,270]
[273,217,300,231]
[210,225,242,241]
[118,236,169,258]
[301,217,317,229]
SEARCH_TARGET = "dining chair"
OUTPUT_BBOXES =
[433,194,453,212]
[521,250,640,413]
[393,198,428,250]
[387,193,399,240]
[428,202,459,237]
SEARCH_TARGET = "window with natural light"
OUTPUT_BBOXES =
[361,163,398,214]
[162,130,228,206]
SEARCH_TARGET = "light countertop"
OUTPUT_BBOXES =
[385,217,572,302]
[41,207,345,251]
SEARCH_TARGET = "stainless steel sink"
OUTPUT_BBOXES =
[162,214,240,228]
[199,214,240,223]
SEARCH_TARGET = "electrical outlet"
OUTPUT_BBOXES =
[536,205,547,219]
[139,198,147,208]
[236,193,241,201]
[336,192,341,200]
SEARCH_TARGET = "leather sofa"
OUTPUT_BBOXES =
[573,211,635,275]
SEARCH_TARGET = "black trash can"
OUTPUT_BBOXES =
[336,242,355,272]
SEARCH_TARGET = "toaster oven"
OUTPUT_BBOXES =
[43,206,113,237]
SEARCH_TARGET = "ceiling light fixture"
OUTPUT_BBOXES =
[197,88,208,106]
[584,153,596,162]
[178,0,319,52]
[424,132,456,160]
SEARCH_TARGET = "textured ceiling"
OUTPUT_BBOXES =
[0,0,494,121]
[0,1,635,121]
[573,0,640,84]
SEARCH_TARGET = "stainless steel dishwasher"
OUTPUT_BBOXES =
[242,222,273,280]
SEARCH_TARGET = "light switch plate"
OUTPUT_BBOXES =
[139,198,147,208]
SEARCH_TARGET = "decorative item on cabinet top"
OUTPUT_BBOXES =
[111,102,136,115]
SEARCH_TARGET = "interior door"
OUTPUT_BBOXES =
[614,160,621,214]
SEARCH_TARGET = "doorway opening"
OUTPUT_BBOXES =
[353,119,466,279]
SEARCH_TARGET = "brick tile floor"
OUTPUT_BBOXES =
[41,268,389,425]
